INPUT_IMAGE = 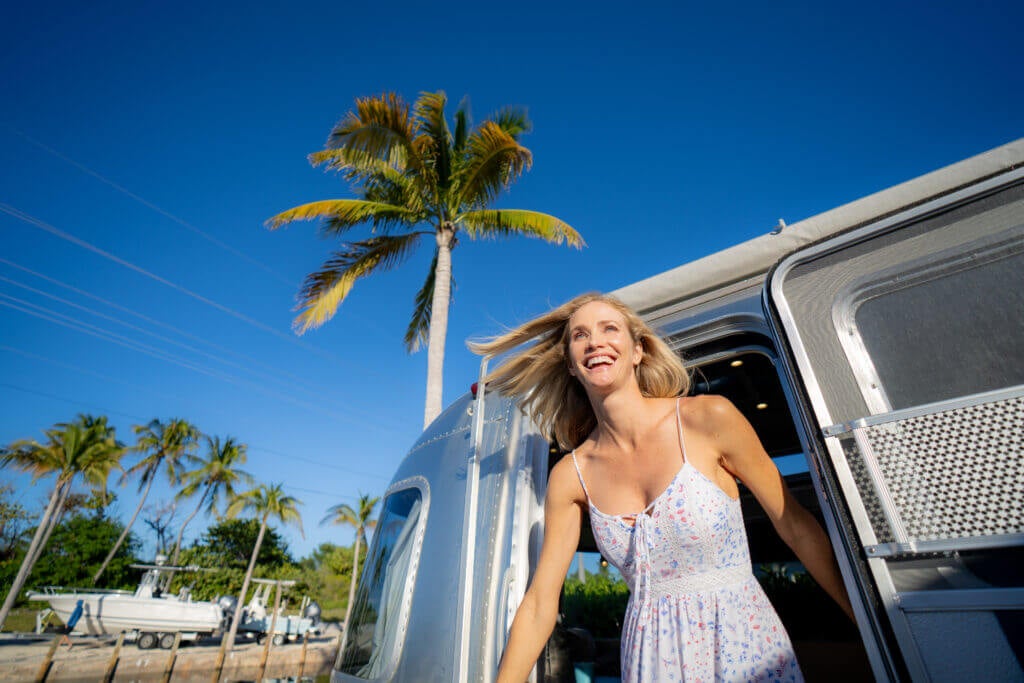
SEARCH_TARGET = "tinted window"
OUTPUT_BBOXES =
[337,487,424,678]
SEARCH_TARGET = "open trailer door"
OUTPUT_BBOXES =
[766,158,1024,681]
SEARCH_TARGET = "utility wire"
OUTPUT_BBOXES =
[0,295,387,430]
[0,257,352,400]
[0,273,331,403]
[0,202,349,366]
[0,381,390,485]
[5,125,296,287]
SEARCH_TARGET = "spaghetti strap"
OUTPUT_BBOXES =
[675,397,688,465]
[570,450,592,501]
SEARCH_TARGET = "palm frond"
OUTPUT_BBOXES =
[490,106,531,140]
[294,232,426,333]
[453,96,470,155]
[265,199,422,235]
[308,147,402,179]
[415,91,453,183]
[404,251,437,352]
[455,121,532,208]
[460,209,585,247]
[326,93,423,173]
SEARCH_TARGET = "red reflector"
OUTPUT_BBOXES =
[471,382,478,397]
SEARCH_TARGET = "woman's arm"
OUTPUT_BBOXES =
[700,395,855,622]
[497,458,584,683]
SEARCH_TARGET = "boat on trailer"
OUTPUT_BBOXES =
[237,577,322,645]
[28,559,225,649]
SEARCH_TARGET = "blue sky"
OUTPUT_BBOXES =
[1,0,1020,561]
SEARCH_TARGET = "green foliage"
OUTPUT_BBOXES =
[3,513,140,598]
[297,542,365,619]
[172,518,307,602]
[195,518,294,569]
[562,572,631,638]
[756,564,858,641]
[0,485,30,561]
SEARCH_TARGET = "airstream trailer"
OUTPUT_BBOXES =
[332,139,1024,682]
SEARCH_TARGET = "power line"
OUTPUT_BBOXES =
[0,257,357,402]
[0,272,332,403]
[0,382,391,486]
[0,382,148,423]
[5,125,297,288]
[0,295,388,429]
[0,202,347,365]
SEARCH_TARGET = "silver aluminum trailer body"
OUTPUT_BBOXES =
[332,139,1024,682]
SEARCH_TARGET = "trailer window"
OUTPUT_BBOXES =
[336,483,426,680]
[840,235,1024,410]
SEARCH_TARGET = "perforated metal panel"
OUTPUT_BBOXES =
[850,393,1024,550]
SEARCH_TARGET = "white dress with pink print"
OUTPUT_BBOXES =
[570,399,802,682]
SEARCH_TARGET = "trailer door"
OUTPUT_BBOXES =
[767,169,1024,681]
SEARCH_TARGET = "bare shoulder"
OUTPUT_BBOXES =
[547,453,587,505]
[680,394,745,435]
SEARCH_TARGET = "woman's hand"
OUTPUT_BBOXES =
[496,456,585,682]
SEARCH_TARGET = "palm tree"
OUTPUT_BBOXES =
[167,436,251,570]
[267,91,585,427]
[322,493,379,643]
[0,415,124,629]
[93,418,200,584]
[214,483,302,675]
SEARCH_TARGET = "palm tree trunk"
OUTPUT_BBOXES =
[213,515,267,681]
[423,225,454,428]
[165,487,209,592]
[0,477,68,630]
[27,480,72,569]
[93,470,156,584]
[169,486,208,566]
[340,531,363,648]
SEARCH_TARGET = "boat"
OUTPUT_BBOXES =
[27,558,226,649]
[237,577,322,645]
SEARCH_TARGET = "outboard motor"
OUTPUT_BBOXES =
[217,595,238,631]
[302,600,322,626]
[217,594,238,616]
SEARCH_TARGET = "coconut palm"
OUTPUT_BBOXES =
[215,483,302,670]
[0,415,124,629]
[322,493,379,643]
[166,435,251,570]
[267,91,584,427]
[93,418,200,584]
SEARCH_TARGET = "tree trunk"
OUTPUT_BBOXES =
[169,486,208,566]
[0,477,67,630]
[339,530,363,651]
[165,487,208,591]
[27,481,72,570]
[423,225,454,428]
[213,516,267,681]
[94,468,157,584]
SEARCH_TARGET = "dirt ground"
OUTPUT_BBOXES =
[0,623,340,682]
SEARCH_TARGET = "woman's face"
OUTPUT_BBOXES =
[566,300,643,393]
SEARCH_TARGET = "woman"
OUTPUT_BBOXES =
[471,293,853,683]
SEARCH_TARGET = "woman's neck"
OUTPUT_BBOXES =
[587,383,651,451]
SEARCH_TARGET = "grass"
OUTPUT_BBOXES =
[2,607,42,633]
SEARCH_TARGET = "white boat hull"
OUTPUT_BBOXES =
[29,590,222,635]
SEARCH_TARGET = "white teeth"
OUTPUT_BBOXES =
[586,355,613,368]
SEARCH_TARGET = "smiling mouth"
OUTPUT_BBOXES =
[585,355,614,368]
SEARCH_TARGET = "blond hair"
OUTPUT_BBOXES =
[468,293,690,450]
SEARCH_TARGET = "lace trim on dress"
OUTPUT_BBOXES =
[647,565,752,597]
